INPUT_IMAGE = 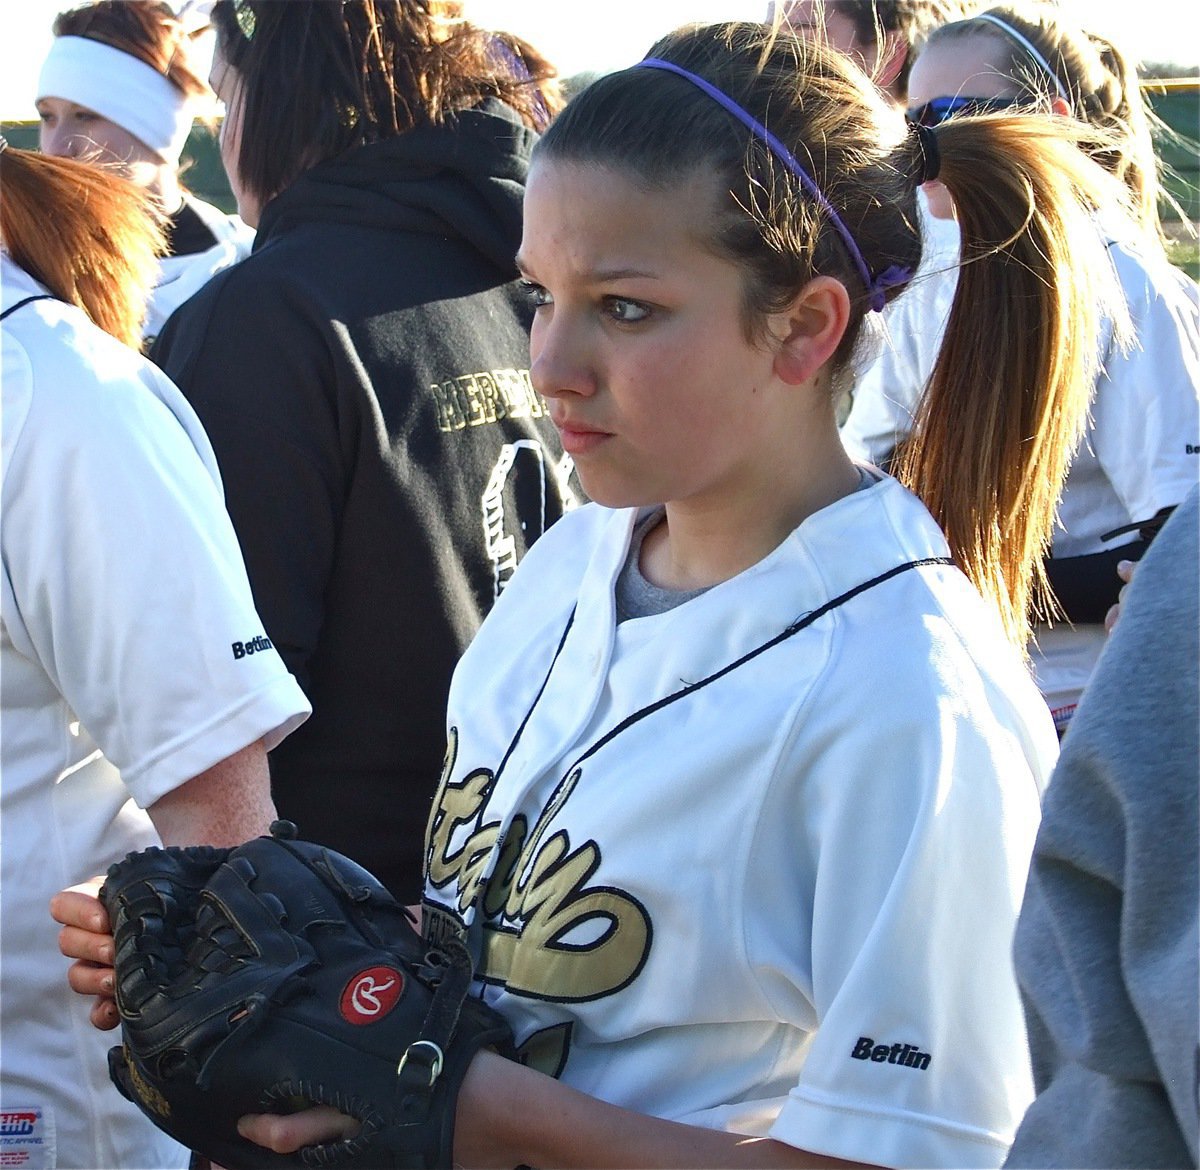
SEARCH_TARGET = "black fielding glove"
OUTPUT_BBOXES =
[101,821,514,1169]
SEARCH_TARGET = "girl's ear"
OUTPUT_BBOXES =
[771,276,851,386]
[1049,95,1072,117]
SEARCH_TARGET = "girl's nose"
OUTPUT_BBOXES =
[529,311,597,401]
[41,126,85,160]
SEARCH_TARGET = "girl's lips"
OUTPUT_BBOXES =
[554,421,612,456]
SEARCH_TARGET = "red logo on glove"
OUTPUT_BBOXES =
[340,966,404,1025]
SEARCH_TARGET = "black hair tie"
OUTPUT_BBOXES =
[910,120,941,184]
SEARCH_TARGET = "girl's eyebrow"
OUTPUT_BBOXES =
[587,267,660,282]
[513,256,660,284]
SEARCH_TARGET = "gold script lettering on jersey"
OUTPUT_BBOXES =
[425,728,651,1003]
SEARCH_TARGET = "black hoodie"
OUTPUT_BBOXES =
[151,102,578,901]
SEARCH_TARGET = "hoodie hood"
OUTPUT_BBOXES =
[255,100,535,274]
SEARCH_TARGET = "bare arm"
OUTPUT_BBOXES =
[455,1051,876,1169]
[51,739,277,1028]
[242,1050,878,1170]
[146,738,277,847]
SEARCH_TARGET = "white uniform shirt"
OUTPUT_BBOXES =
[144,197,254,347]
[0,256,310,1170]
[422,477,1057,1169]
[841,220,1200,726]
[841,195,961,448]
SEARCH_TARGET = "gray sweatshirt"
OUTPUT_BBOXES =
[1005,484,1199,1169]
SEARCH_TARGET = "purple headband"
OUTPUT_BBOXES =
[635,57,910,312]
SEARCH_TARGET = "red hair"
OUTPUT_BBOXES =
[1,146,165,349]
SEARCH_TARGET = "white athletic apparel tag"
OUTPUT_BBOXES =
[0,1105,55,1168]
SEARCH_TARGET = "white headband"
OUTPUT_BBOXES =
[37,36,193,166]
[972,13,1070,102]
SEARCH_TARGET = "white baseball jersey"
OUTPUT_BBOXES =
[841,219,1200,725]
[422,475,1057,1169]
[842,194,961,443]
[0,255,310,1170]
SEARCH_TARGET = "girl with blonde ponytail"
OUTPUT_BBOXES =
[59,18,1138,1170]
[847,2,1200,733]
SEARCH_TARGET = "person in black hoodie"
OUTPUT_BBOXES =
[149,0,578,902]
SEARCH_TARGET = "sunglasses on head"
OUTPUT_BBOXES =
[905,94,1024,128]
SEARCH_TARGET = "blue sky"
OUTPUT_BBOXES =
[3,0,1197,120]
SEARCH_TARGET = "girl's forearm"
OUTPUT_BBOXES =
[454,1050,877,1170]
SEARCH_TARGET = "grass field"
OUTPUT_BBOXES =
[1167,241,1199,278]
[1165,226,1200,279]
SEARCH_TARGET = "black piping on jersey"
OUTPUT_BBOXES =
[0,294,56,322]
[493,555,953,787]
[494,606,577,784]
[456,553,952,1001]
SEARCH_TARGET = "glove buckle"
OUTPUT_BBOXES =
[396,1040,444,1088]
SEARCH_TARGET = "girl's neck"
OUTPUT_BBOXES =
[640,441,862,592]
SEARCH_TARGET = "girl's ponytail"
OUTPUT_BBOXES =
[895,113,1130,647]
[0,143,164,348]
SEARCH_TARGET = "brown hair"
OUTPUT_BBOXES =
[487,30,565,130]
[928,3,1170,245]
[0,146,165,348]
[895,110,1129,645]
[52,0,210,102]
[210,0,559,208]
[536,21,1127,646]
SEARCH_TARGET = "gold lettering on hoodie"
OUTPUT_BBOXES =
[430,368,546,432]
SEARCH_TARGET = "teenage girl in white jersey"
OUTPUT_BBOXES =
[57,18,1133,1168]
[2,139,308,1170]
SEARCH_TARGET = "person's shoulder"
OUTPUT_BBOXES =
[151,234,313,370]
[1103,226,1199,313]
[806,479,1053,740]
[2,291,159,409]
[174,209,322,309]
[1,294,218,495]
[788,479,969,663]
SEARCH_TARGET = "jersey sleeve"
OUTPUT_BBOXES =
[1087,244,1200,524]
[1,321,310,810]
[754,612,1049,1168]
